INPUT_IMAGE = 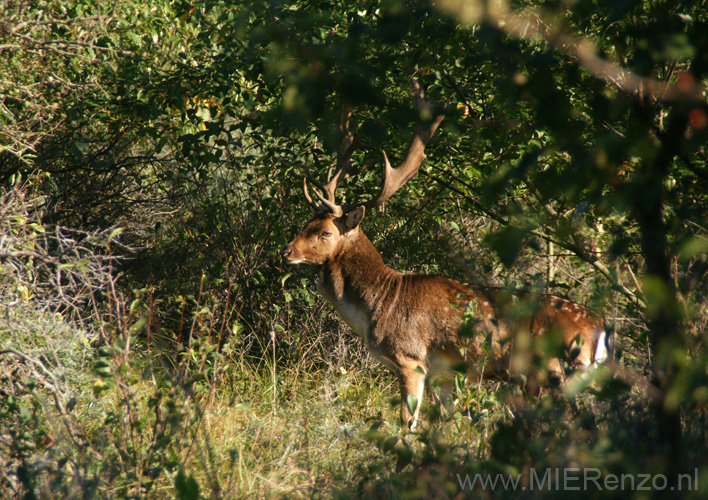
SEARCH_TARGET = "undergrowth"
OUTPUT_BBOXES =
[2,176,708,500]
[0,294,402,499]
[5,289,708,500]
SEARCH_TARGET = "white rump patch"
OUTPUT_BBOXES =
[593,330,608,364]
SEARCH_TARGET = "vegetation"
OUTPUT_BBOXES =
[1,0,707,498]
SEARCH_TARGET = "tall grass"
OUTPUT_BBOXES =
[0,262,405,499]
[3,179,708,500]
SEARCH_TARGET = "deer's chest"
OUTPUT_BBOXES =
[318,270,370,339]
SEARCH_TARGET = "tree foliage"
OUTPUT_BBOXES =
[2,0,708,498]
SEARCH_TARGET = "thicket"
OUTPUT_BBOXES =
[1,0,708,498]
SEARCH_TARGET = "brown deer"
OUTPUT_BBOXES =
[282,82,609,429]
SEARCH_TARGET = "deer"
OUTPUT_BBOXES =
[282,81,610,430]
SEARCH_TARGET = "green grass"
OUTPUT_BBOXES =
[0,304,403,498]
[194,367,399,498]
[3,301,708,500]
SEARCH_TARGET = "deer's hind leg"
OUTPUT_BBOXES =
[398,358,427,430]
[426,344,467,418]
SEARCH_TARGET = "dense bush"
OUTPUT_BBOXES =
[2,0,708,498]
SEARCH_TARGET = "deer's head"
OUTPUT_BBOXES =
[282,208,365,265]
[283,80,445,266]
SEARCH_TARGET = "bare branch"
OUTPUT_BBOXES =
[0,184,129,323]
[437,0,705,102]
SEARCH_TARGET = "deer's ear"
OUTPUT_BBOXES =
[345,206,365,230]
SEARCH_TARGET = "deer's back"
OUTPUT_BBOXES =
[365,274,603,371]
[365,273,486,364]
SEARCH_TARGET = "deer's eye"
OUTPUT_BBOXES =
[320,231,332,238]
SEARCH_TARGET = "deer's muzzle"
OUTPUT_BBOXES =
[282,243,304,264]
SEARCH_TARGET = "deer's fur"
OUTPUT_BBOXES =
[284,208,609,428]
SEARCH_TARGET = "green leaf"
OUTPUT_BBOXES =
[281,272,292,287]
[678,237,708,261]
[108,227,124,242]
[174,469,200,500]
[405,394,418,416]
[127,32,143,47]
[395,446,413,471]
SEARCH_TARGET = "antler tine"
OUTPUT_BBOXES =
[361,80,445,210]
[318,105,359,202]
[302,82,442,215]
[304,167,327,195]
[303,168,343,215]
[302,176,320,210]
[302,104,363,216]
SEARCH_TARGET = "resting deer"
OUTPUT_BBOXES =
[283,82,609,429]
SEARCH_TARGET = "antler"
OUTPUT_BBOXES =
[303,104,363,216]
[362,80,445,210]
[303,80,444,216]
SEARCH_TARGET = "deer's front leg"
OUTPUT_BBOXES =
[399,359,426,430]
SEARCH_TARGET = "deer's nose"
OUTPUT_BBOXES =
[282,245,294,259]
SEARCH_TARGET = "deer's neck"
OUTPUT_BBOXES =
[318,230,397,338]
